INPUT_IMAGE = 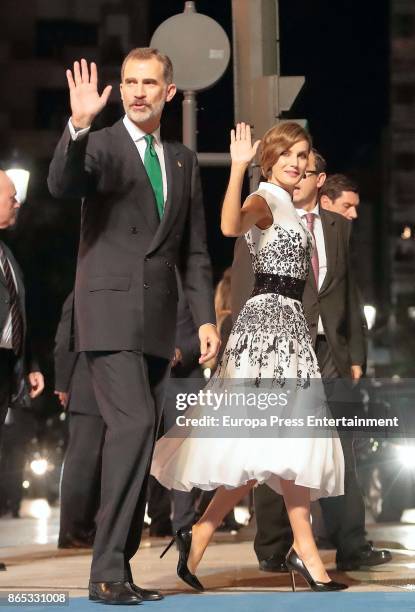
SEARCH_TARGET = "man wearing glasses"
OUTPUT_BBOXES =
[231,149,392,572]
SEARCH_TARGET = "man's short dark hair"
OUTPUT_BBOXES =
[319,173,359,201]
[121,47,173,84]
[311,148,327,174]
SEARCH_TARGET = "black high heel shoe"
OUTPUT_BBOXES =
[160,528,204,591]
[285,547,348,592]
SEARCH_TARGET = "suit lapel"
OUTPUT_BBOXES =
[0,241,10,289]
[147,142,185,254]
[0,262,6,289]
[319,209,338,295]
[4,246,24,297]
[0,241,25,312]
[113,120,160,234]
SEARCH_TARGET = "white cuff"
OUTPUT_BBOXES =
[68,119,91,141]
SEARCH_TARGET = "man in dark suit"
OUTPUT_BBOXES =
[54,292,103,549]
[231,153,391,572]
[48,49,219,605]
[0,170,45,570]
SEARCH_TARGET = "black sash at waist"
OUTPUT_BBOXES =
[251,273,305,301]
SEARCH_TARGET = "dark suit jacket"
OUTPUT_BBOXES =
[54,292,99,416]
[48,119,215,360]
[172,277,202,378]
[231,208,367,378]
[163,279,203,432]
[0,239,36,406]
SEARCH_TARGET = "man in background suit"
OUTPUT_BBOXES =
[231,153,391,572]
[0,170,44,570]
[48,49,219,604]
[320,174,360,220]
[54,292,103,549]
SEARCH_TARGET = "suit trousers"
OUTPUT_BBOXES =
[0,350,14,444]
[86,350,170,582]
[316,337,367,558]
[0,407,34,516]
[59,413,105,545]
[147,475,198,533]
[254,336,367,561]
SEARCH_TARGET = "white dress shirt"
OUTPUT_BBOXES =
[68,115,168,204]
[298,204,327,335]
[0,254,19,349]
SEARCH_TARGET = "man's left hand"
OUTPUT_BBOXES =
[199,324,221,364]
[350,365,363,380]
[28,371,45,398]
[171,348,183,368]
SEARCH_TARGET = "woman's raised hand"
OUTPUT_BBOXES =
[230,122,261,166]
[67,59,112,129]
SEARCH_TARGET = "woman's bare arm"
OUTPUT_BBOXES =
[221,123,272,237]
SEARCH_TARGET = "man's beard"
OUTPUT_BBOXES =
[127,99,166,126]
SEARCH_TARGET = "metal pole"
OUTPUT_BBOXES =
[184,1,196,13]
[231,0,239,123]
[248,162,261,194]
[197,153,230,166]
[182,90,197,151]
[275,0,282,121]
[276,0,280,77]
[248,123,261,193]
[182,1,198,151]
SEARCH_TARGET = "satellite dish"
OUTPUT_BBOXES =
[150,7,231,92]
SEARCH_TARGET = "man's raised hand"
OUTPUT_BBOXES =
[67,59,112,129]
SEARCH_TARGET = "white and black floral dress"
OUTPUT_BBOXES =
[151,182,344,501]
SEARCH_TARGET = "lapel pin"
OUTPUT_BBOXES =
[177,161,182,168]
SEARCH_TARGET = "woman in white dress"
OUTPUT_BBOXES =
[152,121,346,592]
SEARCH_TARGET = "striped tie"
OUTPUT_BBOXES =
[0,244,23,355]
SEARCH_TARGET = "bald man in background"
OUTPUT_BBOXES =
[0,171,44,570]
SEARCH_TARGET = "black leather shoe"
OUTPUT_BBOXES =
[129,584,163,601]
[336,543,392,571]
[259,554,288,573]
[89,581,142,604]
[0,562,6,571]
[286,547,348,592]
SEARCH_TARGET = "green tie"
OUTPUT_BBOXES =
[144,134,164,219]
